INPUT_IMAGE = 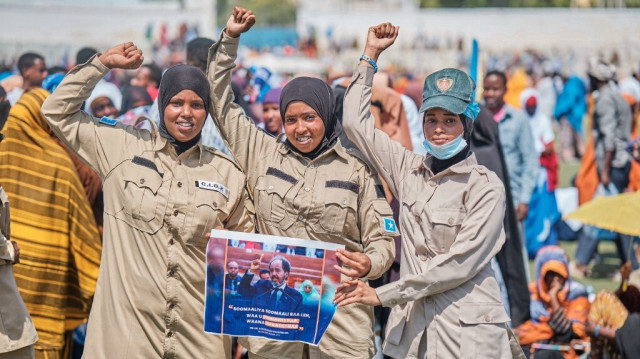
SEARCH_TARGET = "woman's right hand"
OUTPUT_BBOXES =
[225,6,256,38]
[98,42,144,70]
[363,23,399,62]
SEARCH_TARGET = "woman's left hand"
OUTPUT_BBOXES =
[334,279,381,307]
[334,249,371,278]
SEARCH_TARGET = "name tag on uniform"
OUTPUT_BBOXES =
[383,218,398,234]
[99,116,118,126]
[195,180,230,198]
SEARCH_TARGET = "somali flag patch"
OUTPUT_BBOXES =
[383,217,398,234]
[99,116,118,126]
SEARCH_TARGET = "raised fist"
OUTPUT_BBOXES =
[98,42,144,70]
[225,7,256,38]
[363,23,399,62]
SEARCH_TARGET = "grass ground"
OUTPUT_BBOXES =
[526,159,621,294]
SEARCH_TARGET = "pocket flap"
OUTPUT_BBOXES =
[372,199,393,217]
[459,302,510,324]
[256,175,295,198]
[430,208,464,226]
[324,187,357,209]
[122,164,163,194]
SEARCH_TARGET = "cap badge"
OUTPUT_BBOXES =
[436,78,454,92]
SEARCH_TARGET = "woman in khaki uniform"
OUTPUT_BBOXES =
[207,7,397,359]
[41,44,254,359]
[335,24,524,358]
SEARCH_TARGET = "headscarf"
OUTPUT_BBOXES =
[157,64,210,155]
[0,88,101,349]
[529,246,587,322]
[84,80,122,116]
[121,85,153,114]
[279,77,342,159]
[298,279,320,305]
[262,87,282,105]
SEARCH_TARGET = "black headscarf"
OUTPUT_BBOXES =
[121,85,152,114]
[430,115,473,175]
[157,64,210,155]
[279,77,342,159]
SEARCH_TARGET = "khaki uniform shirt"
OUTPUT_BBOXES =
[208,33,397,359]
[0,186,38,354]
[41,56,255,359]
[343,65,524,359]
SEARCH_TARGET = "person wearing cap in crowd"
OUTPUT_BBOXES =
[207,7,397,359]
[336,23,524,359]
[41,42,255,359]
[260,87,283,136]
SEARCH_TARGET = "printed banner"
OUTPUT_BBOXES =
[204,230,344,345]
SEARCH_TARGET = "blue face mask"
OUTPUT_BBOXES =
[422,134,467,160]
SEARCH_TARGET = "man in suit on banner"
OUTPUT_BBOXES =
[239,254,302,313]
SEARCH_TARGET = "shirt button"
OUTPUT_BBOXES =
[169,269,176,277]
[347,148,353,152]
[167,330,174,337]
[309,164,315,169]
[173,210,179,216]
[213,201,218,208]
[169,238,174,245]
[341,199,347,205]
[418,254,428,261]
[169,302,176,309]
[415,215,421,222]
[304,187,310,192]
[140,178,145,184]
[298,215,304,221]
[484,315,491,323]
[268,185,274,190]
[448,218,454,225]
[429,182,436,187]
[390,299,397,305]
[177,182,182,188]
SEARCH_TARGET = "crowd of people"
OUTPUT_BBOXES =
[1,5,640,359]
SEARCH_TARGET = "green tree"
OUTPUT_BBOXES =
[217,0,296,26]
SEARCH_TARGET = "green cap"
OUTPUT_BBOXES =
[419,68,476,114]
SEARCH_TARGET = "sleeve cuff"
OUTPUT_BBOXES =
[362,253,383,280]
[375,282,406,307]
[91,55,111,74]
[354,64,375,86]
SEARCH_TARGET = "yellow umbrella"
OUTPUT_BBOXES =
[565,191,640,237]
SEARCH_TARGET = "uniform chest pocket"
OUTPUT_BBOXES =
[254,174,296,224]
[429,208,465,254]
[319,182,358,234]
[119,165,167,233]
[193,188,229,245]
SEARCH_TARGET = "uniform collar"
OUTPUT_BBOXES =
[276,137,349,163]
[152,133,206,164]
[418,152,478,177]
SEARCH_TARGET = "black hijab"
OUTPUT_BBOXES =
[430,115,473,175]
[279,77,342,159]
[157,64,210,155]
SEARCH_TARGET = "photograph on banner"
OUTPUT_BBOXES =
[204,229,344,345]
